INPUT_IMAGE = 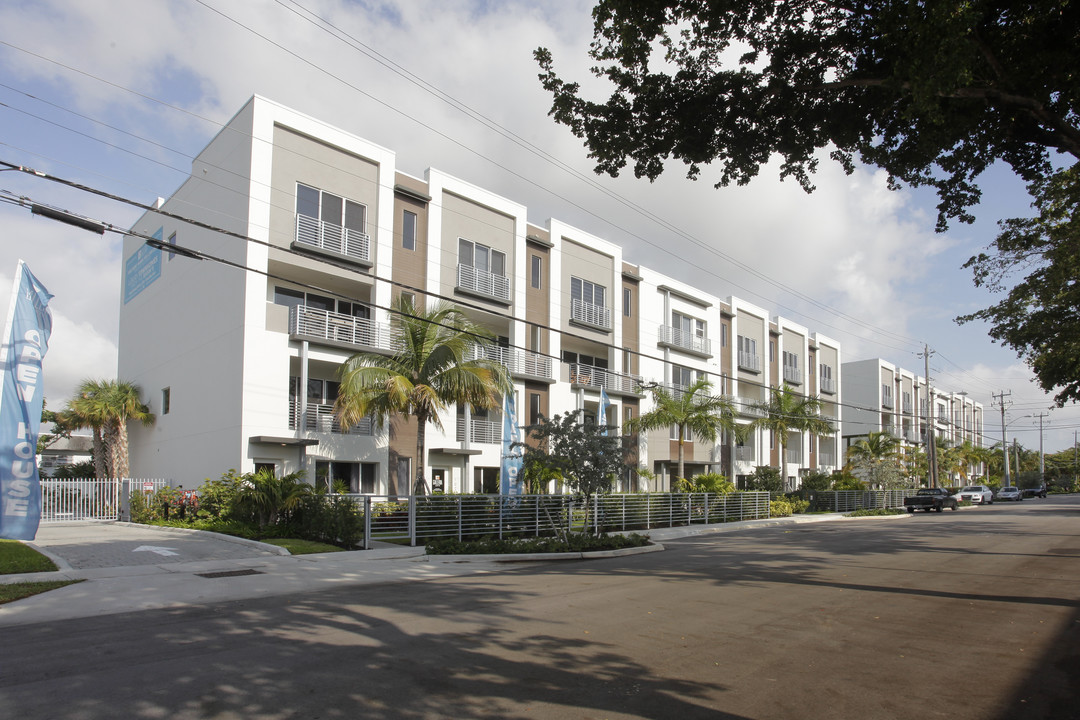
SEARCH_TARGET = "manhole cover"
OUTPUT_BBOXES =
[196,569,264,579]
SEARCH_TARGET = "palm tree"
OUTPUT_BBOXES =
[629,377,739,484]
[65,379,110,479]
[750,384,834,491]
[335,296,511,495]
[101,381,154,479]
[845,431,903,488]
[64,379,154,479]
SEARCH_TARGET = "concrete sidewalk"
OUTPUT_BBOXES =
[0,512,900,626]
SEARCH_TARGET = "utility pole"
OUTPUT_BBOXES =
[992,390,1012,487]
[1033,412,1049,490]
[919,345,937,488]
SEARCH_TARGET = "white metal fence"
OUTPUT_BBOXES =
[40,478,171,522]
[349,492,772,547]
[799,490,907,513]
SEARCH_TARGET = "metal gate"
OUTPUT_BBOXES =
[39,478,170,522]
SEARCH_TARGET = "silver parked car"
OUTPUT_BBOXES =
[956,485,995,504]
[996,486,1022,501]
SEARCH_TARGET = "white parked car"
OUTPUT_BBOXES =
[956,485,995,504]
[996,486,1022,502]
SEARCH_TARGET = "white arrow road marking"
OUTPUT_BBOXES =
[133,545,180,557]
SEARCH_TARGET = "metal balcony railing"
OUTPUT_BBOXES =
[456,264,511,302]
[455,417,501,444]
[735,397,767,417]
[568,363,641,394]
[735,446,755,462]
[819,375,836,394]
[465,344,553,380]
[657,325,711,355]
[289,400,373,435]
[738,351,761,372]
[783,365,802,384]
[290,306,399,352]
[295,214,370,263]
[571,299,612,330]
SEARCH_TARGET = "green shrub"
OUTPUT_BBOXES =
[425,532,650,555]
[785,496,810,514]
[748,466,783,493]
[686,472,735,494]
[845,508,907,517]
[290,494,364,549]
[800,471,833,492]
[769,499,793,517]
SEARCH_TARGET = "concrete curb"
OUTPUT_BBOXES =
[424,542,665,564]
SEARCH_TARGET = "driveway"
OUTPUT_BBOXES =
[28,522,285,570]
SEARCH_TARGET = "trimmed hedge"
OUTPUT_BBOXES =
[426,532,650,555]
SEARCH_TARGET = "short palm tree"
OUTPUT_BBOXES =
[750,384,834,490]
[845,431,903,488]
[335,297,511,495]
[66,379,154,479]
[629,377,739,484]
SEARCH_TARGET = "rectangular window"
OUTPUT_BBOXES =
[530,324,542,353]
[161,387,170,415]
[459,238,506,276]
[623,287,632,317]
[770,340,775,362]
[783,351,799,372]
[530,393,541,425]
[531,255,542,289]
[623,347,632,374]
[297,183,366,234]
[570,277,606,308]
[401,291,415,306]
[402,210,417,250]
[738,335,757,355]
[167,232,176,261]
[274,286,305,310]
[722,323,728,347]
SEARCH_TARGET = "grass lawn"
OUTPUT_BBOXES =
[261,538,345,555]
[0,539,58,574]
[0,580,83,605]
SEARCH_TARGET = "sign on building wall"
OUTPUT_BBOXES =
[123,228,163,303]
[0,261,53,540]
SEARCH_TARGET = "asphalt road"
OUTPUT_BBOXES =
[3,497,1078,720]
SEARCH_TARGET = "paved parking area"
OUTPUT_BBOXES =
[28,522,285,570]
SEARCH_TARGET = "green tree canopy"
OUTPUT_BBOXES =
[846,431,906,489]
[516,412,631,531]
[537,1,1080,401]
[335,296,511,495]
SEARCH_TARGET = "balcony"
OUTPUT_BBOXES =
[902,400,914,414]
[295,214,370,265]
[465,344,554,381]
[735,445,755,462]
[735,397,767,418]
[657,325,711,356]
[783,365,802,385]
[819,375,836,394]
[738,351,761,373]
[786,448,802,465]
[570,299,612,331]
[568,363,642,395]
[818,450,836,466]
[455,416,501,444]
[881,392,894,410]
[456,264,511,303]
[290,306,399,352]
[289,400,373,435]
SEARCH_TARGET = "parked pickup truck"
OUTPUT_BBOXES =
[904,488,960,513]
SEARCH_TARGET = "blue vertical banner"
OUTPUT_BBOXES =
[500,392,523,496]
[599,388,611,436]
[0,261,54,540]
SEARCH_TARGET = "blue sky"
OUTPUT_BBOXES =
[0,0,1075,454]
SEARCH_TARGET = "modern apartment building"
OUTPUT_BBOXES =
[841,358,984,479]
[118,96,842,493]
